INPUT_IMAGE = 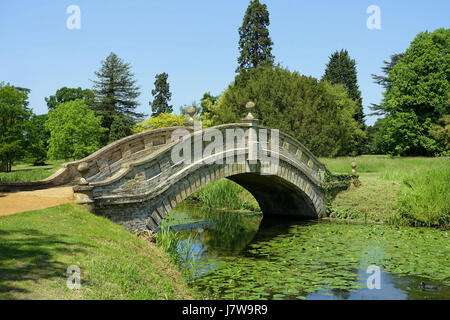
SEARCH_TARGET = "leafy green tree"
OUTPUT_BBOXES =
[92,52,144,145]
[322,49,365,126]
[0,83,31,172]
[132,113,187,133]
[236,0,274,73]
[365,118,385,154]
[45,100,106,160]
[208,65,364,157]
[150,72,173,116]
[200,92,220,127]
[430,115,450,155]
[374,111,438,156]
[45,87,94,110]
[375,28,450,156]
[24,114,50,165]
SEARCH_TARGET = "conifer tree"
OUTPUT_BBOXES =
[150,72,173,116]
[322,49,365,126]
[92,52,143,145]
[236,0,274,73]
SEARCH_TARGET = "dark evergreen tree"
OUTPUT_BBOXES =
[150,72,173,116]
[236,0,274,73]
[92,52,143,145]
[369,53,404,116]
[322,49,365,126]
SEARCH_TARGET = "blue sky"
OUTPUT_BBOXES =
[1,0,449,125]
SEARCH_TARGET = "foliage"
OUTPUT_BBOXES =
[132,112,187,133]
[369,53,404,116]
[322,49,365,127]
[207,65,365,157]
[23,114,49,165]
[45,87,94,110]
[0,204,196,299]
[375,28,450,156]
[150,72,173,116]
[430,114,450,155]
[236,0,274,73]
[374,111,439,156]
[45,100,106,160]
[395,165,450,228]
[199,92,220,128]
[91,52,144,145]
[0,83,31,172]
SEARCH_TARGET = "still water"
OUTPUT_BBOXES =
[162,204,449,300]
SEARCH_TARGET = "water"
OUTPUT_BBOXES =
[163,203,450,300]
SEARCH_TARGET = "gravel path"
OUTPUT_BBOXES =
[0,187,74,216]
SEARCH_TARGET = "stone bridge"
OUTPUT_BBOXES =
[2,108,349,232]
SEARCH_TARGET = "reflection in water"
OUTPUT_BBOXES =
[163,204,450,300]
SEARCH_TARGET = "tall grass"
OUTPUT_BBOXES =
[193,179,260,211]
[320,156,449,181]
[394,166,450,228]
[156,227,198,279]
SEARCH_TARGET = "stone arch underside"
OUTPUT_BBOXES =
[92,159,325,232]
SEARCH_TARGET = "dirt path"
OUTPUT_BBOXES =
[0,187,74,216]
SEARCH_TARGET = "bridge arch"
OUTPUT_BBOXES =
[73,123,329,231]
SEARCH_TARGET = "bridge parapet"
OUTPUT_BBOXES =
[88,123,326,197]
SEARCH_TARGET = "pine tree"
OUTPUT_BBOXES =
[369,53,404,116]
[236,0,274,73]
[92,52,143,145]
[150,72,173,116]
[322,49,365,126]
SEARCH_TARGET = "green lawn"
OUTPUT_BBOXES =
[0,203,197,299]
[320,156,449,227]
[0,160,65,182]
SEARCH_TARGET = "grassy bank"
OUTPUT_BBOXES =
[0,203,197,299]
[321,156,449,228]
[0,160,65,182]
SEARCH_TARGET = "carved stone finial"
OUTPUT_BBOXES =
[244,101,256,121]
[187,106,196,118]
[185,106,196,126]
[77,162,89,174]
[351,161,357,174]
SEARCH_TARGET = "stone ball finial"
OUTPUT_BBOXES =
[246,101,255,110]
[187,106,196,118]
[351,161,357,174]
[243,101,256,121]
[77,162,89,173]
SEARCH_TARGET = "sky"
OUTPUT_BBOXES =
[1,0,449,126]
